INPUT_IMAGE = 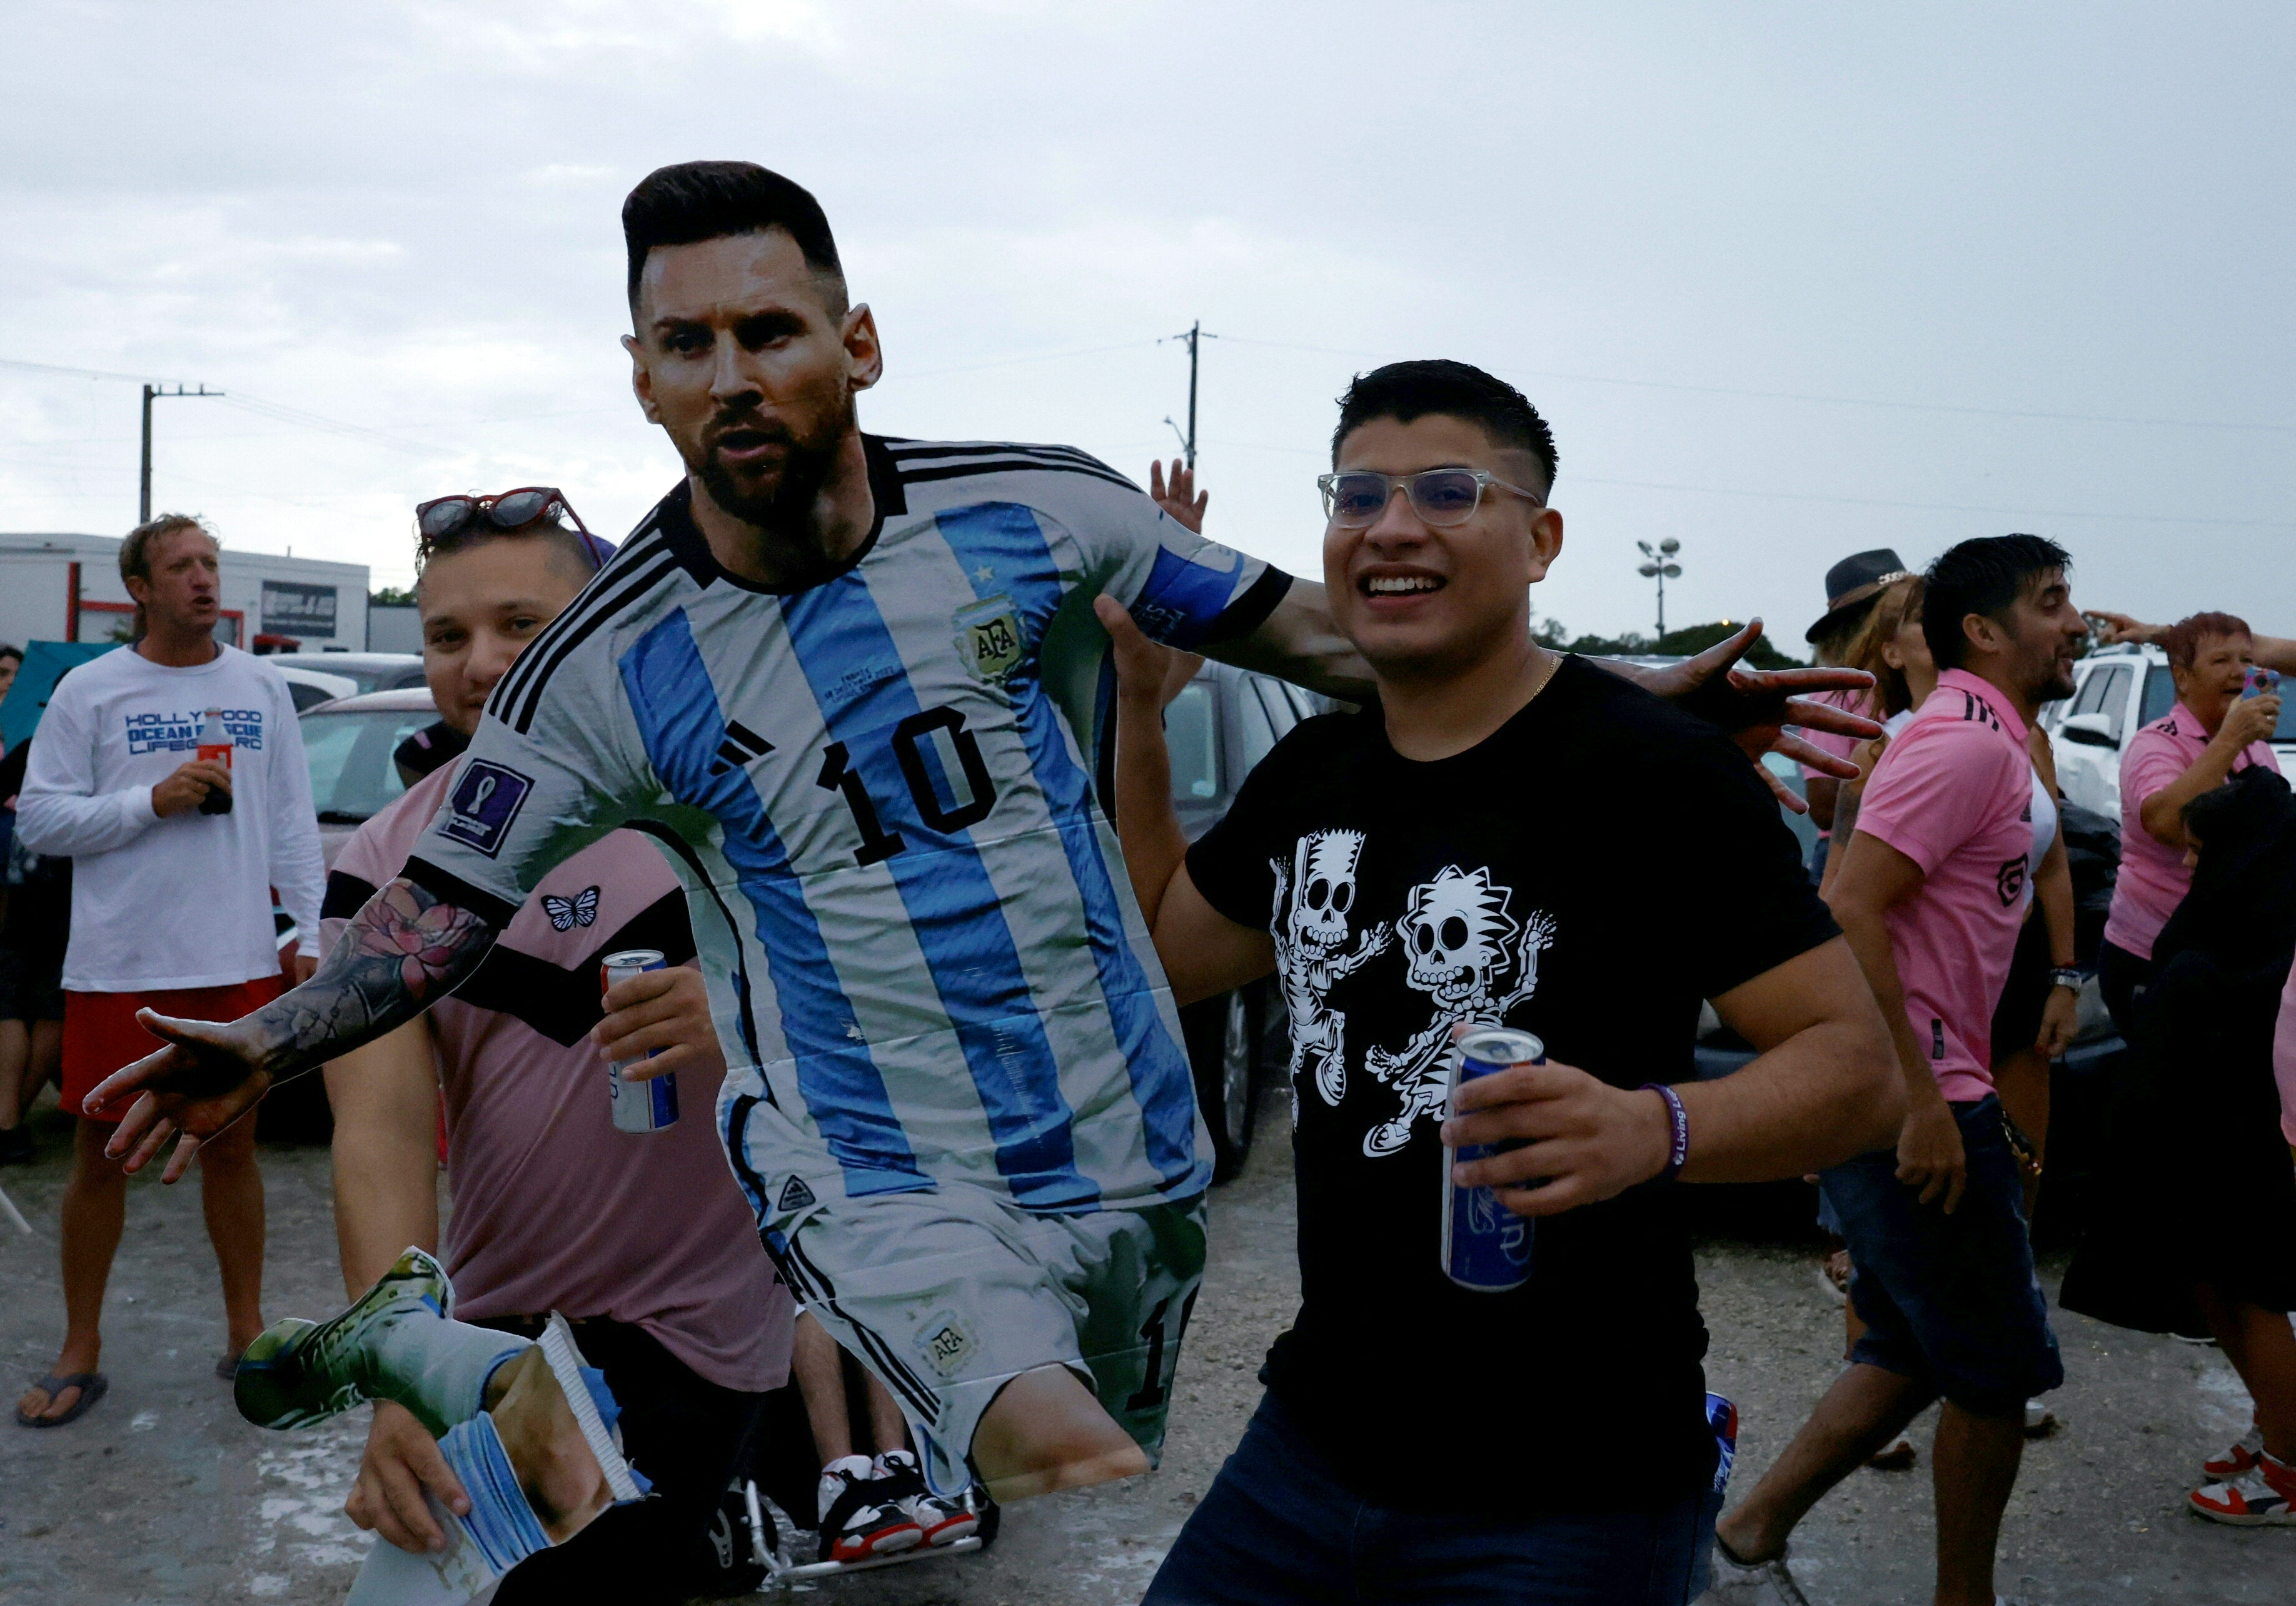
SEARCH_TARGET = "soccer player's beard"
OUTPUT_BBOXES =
[695,396,855,583]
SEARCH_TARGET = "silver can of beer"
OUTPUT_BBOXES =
[1439,1026,1544,1291]
[600,948,678,1134]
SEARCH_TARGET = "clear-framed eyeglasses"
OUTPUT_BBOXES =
[1316,468,1544,529]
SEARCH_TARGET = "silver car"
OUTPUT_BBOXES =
[298,686,441,869]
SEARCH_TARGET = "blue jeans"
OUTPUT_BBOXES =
[1142,1393,1718,1605]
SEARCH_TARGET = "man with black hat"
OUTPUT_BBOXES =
[1801,550,1913,877]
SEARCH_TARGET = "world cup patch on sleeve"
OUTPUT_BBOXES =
[440,760,533,857]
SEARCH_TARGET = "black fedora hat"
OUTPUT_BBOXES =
[1805,548,1912,644]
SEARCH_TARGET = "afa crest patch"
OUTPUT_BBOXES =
[954,595,1025,684]
[919,1310,977,1377]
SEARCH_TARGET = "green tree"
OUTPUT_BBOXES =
[1554,621,1803,668]
[371,586,416,607]
[1651,620,1803,669]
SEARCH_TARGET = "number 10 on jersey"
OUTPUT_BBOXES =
[815,705,999,866]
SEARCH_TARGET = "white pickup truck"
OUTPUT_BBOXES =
[2037,641,2296,825]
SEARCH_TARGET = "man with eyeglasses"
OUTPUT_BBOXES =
[1102,361,1903,1605]
[86,166,1872,1518]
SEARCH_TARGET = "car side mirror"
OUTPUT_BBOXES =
[2058,712,2117,748]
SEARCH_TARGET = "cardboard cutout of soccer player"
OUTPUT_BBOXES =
[88,163,1877,1508]
[236,1250,643,1606]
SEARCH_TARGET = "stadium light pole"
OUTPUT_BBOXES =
[140,382,222,523]
[1636,537,1682,642]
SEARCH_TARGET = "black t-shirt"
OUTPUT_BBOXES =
[1186,655,1838,1512]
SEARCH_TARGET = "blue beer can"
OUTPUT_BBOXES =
[1706,1392,1740,1495]
[1440,1026,1544,1292]
[601,948,679,1134]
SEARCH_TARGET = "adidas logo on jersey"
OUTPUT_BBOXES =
[710,720,775,777]
[778,1175,818,1213]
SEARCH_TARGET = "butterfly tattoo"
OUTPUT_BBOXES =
[541,886,600,932]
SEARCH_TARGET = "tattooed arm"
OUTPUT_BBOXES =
[84,876,498,1183]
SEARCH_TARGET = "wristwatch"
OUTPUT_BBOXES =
[2048,967,2083,992]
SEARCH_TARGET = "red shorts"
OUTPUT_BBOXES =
[62,977,286,1123]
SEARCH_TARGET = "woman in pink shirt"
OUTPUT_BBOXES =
[2099,613,2283,1036]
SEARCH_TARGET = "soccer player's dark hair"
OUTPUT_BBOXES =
[622,160,847,314]
[1920,533,2073,672]
[1330,359,1559,496]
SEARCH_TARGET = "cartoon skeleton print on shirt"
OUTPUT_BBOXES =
[1361,865,1556,1157]
[1270,830,1391,1110]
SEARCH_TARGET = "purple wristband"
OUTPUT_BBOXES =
[1639,1081,1689,1183]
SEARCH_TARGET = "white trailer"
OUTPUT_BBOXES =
[0,532,368,652]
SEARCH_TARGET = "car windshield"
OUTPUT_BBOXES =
[274,659,421,695]
[328,666,418,695]
[301,707,437,824]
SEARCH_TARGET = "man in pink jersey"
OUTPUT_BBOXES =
[1713,535,2085,1606]
[321,493,798,1603]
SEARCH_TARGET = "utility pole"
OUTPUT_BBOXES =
[1161,321,1216,470]
[1636,538,1682,642]
[140,382,221,523]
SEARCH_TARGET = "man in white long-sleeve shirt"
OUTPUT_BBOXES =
[13,514,324,1429]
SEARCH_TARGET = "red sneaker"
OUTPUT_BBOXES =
[2190,1450,2296,1527]
[2202,1424,2263,1483]
[874,1449,980,1546]
[817,1455,923,1562]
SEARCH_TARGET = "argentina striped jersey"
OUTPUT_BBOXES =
[404,436,1291,1220]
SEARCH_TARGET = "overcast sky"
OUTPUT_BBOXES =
[5,2,2293,649]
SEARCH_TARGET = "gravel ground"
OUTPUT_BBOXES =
[1,1081,2289,1604]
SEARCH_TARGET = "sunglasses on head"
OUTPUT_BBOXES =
[414,487,617,570]
[1316,468,1544,529]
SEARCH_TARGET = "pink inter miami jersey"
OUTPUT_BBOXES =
[1855,668,2037,1099]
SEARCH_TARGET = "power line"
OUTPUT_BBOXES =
[1187,435,2296,533]
[1566,470,2296,530]
[877,339,1158,383]
[1216,335,2296,437]
[216,395,458,458]
[0,356,189,384]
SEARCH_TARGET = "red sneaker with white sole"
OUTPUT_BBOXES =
[2190,1450,2296,1526]
[2202,1423,2263,1482]
[874,1448,980,1547]
[817,1455,923,1562]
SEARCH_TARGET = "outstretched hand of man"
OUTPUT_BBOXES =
[85,874,498,1183]
[1621,620,1880,812]
[88,1013,275,1183]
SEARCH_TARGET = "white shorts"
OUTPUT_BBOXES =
[773,1183,1207,1497]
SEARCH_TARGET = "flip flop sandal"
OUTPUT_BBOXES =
[16,1371,107,1428]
